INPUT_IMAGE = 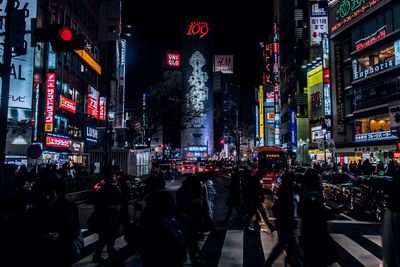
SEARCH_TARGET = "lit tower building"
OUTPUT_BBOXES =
[181,19,214,159]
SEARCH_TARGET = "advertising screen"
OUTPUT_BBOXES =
[87,86,99,118]
[59,95,76,113]
[307,66,324,119]
[45,134,70,148]
[214,55,233,74]
[45,73,56,132]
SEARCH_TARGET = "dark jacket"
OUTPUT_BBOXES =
[299,191,339,267]
[273,187,298,231]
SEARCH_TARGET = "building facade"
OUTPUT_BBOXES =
[329,0,400,164]
[181,19,214,159]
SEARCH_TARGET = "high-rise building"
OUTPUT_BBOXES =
[329,0,400,163]
[181,19,214,159]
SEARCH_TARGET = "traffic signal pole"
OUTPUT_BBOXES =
[0,0,15,194]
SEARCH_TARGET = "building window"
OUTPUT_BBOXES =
[394,5,400,30]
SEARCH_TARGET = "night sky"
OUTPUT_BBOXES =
[121,7,274,108]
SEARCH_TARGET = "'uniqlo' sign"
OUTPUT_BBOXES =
[166,53,181,68]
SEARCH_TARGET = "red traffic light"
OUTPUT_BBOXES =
[220,139,224,145]
[59,27,73,41]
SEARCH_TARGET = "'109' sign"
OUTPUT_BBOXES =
[187,21,209,38]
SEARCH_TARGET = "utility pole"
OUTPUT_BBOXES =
[0,0,16,193]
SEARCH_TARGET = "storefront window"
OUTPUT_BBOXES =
[352,42,398,81]
[354,117,397,142]
[54,115,68,135]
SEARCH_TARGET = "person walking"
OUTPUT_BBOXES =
[264,172,303,267]
[89,176,122,265]
[221,168,243,225]
[299,168,340,267]
[30,174,80,267]
[382,171,400,267]
[140,189,187,267]
[176,174,206,266]
[243,170,275,232]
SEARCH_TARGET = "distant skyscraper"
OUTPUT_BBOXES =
[181,19,214,159]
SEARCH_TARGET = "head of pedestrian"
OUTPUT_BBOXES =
[280,171,296,189]
[303,168,322,193]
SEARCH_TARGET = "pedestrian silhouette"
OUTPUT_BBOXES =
[265,171,303,267]
[382,172,400,267]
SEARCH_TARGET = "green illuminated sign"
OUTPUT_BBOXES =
[336,0,366,21]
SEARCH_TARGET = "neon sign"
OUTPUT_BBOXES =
[332,0,381,32]
[46,134,70,148]
[187,22,209,38]
[45,73,55,132]
[336,0,366,21]
[59,95,76,113]
[355,26,386,50]
[166,52,181,68]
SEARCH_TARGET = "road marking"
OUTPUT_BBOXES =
[218,230,243,267]
[328,220,381,225]
[330,234,381,267]
[73,236,127,267]
[198,231,210,250]
[339,213,357,221]
[124,254,142,265]
[363,235,382,247]
[83,233,98,247]
[260,231,285,267]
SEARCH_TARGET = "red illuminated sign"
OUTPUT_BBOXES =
[355,26,386,50]
[331,0,381,33]
[45,73,55,132]
[87,86,99,119]
[46,135,70,148]
[99,97,106,121]
[187,21,209,38]
[323,69,330,84]
[166,52,181,68]
[59,95,76,113]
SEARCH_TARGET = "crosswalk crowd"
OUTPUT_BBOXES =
[1,165,399,267]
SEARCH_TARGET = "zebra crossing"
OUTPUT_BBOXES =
[73,227,383,267]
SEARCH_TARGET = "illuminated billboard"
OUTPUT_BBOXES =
[259,85,264,140]
[45,134,70,148]
[307,66,324,119]
[45,73,56,132]
[87,86,99,119]
[309,1,328,46]
[186,21,209,39]
[213,55,233,74]
[166,52,181,68]
[59,95,76,113]
[99,97,106,121]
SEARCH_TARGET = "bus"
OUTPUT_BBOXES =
[252,146,288,191]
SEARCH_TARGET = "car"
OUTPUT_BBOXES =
[205,163,219,173]
[197,162,207,172]
[348,175,392,221]
[322,172,357,202]
[179,161,197,175]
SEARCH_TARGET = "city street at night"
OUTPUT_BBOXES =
[0,0,400,267]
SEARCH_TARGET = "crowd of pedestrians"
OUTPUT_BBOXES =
[2,159,400,267]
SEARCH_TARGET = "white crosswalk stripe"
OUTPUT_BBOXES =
[260,231,285,267]
[73,228,382,267]
[218,230,244,267]
[330,233,382,267]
